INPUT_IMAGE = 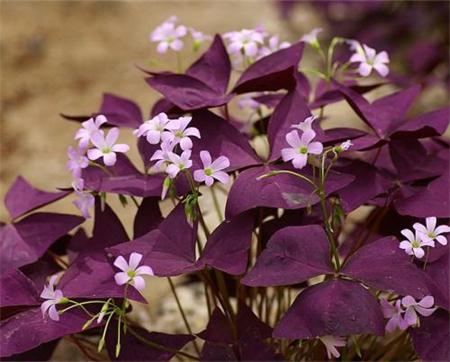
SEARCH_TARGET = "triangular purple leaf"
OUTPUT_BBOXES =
[99,93,143,128]
[0,269,40,307]
[133,197,162,239]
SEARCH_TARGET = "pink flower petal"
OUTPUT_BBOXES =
[113,256,129,271]
[199,150,212,167]
[131,276,146,291]
[103,152,117,166]
[114,272,130,286]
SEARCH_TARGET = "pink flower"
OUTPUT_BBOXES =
[291,115,316,132]
[190,28,212,50]
[73,191,95,219]
[165,150,193,178]
[399,228,434,259]
[380,299,408,333]
[71,177,84,192]
[162,116,201,150]
[151,141,176,171]
[74,115,107,148]
[40,275,66,321]
[87,128,129,167]
[281,130,323,169]
[301,28,323,46]
[413,217,450,246]
[223,29,265,58]
[336,140,353,152]
[350,44,389,77]
[150,17,187,53]
[114,252,154,291]
[193,151,230,187]
[134,112,170,145]
[258,35,291,58]
[66,146,89,178]
[319,335,346,359]
[237,94,261,110]
[402,295,436,327]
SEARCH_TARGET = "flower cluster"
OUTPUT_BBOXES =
[399,217,449,259]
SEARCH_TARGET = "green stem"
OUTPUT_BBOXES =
[210,186,223,221]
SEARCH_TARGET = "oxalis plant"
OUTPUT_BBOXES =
[1,16,449,362]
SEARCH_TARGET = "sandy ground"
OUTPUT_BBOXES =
[1,1,448,360]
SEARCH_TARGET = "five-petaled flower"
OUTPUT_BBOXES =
[87,127,130,166]
[66,146,89,178]
[74,115,107,148]
[380,298,409,333]
[40,275,67,322]
[223,29,265,58]
[162,116,201,150]
[350,43,390,77]
[401,295,436,327]
[134,112,170,145]
[413,217,450,246]
[165,150,193,178]
[151,141,176,171]
[193,150,230,187]
[150,16,187,53]
[114,252,154,291]
[399,228,434,259]
[319,335,346,359]
[281,130,323,169]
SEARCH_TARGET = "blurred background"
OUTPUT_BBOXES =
[1,1,448,360]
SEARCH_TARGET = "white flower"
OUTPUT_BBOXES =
[150,17,187,53]
[193,151,230,187]
[162,116,201,150]
[258,35,291,58]
[281,130,323,170]
[413,217,450,246]
[134,112,170,145]
[319,335,346,359]
[291,115,316,132]
[223,29,265,58]
[66,146,89,178]
[166,150,193,178]
[301,28,323,46]
[87,127,130,166]
[349,43,390,77]
[190,28,212,50]
[399,229,434,259]
[40,275,66,321]
[74,115,107,148]
[150,141,176,171]
[401,295,437,327]
[114,252,154,291]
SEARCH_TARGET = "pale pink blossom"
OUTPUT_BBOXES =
[401,295,436,327]
[190,28,212,50]
[150,17,187,53]
[193,151,230,187]
[66,146,89,178]
[73,191,95,219]
[165,150,193,178]
[74,115,107,148]
[223,29,265,58]
[336,140,353,152]
[134,112,170,145]
[380,299,408,333]
[87,128,129,167]
[301,28,322,46]
[258,35,291,58]
[319,335,346,359]
[413,217,450,246]
[291,115,316,132]
[281,130,323,169]
[350,44,390,77]
[71,177,84,192]
[399,228,434,259]
[162,116,201,150]
[40,275,66,321]
[237,94,261,110]
[150,141,176,171]
[114,252,154,291]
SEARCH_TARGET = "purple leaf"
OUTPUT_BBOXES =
[273,279,384,339]
[233,42,304,94]
[342,236,432,299]
[200,342,236,361]
[0,308,97,357]
[267,73,313,161]
[197,308,234,344]
[410,310,450,362]
[395,172,450,218]
[0,269,40,307]
[133,197,162,239]
[0,212,83,272]
[225,164,354,219]
[99,93,143,128]
[186,35,231,95]
[199,211,255,275]
[190,110,260,171]
[2,340,59,362]
[242,225,333,286]
[425,251,449,310]
[5,176,71,220]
